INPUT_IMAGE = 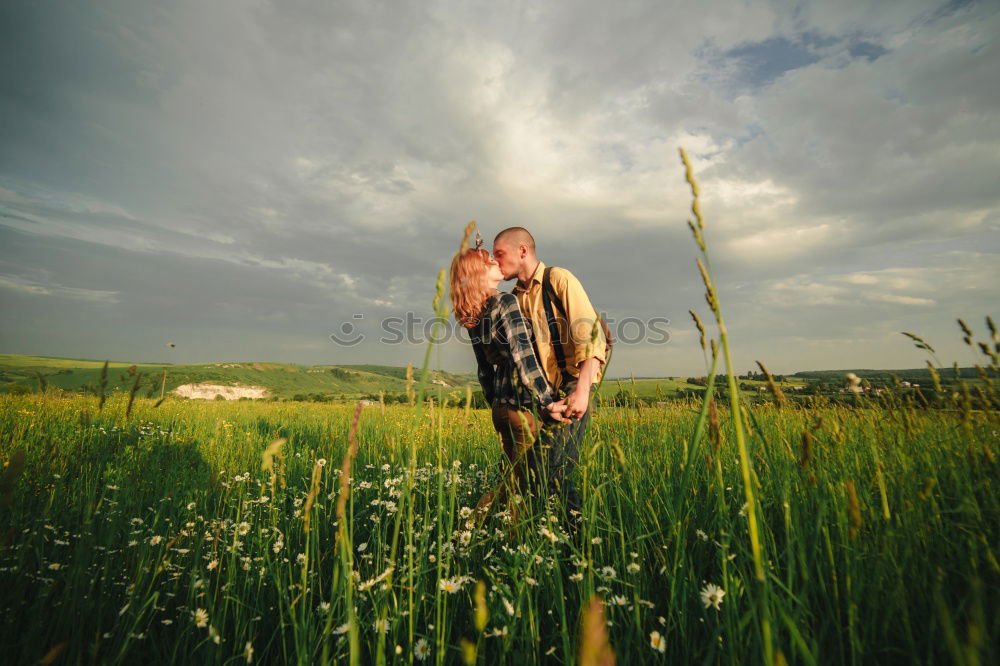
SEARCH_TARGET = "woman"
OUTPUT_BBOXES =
[449,246,566,522]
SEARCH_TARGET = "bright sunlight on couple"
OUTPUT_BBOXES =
[449,226,612,535]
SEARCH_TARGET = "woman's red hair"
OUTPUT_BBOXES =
[450,248,494,329]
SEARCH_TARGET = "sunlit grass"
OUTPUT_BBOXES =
[0,389,996,664]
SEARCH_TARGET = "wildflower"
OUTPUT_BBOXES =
[414,637,430,660]
[161,619,173,625]
[627,562,641,574]
[658,616,666,626]
[296,553,307,565]
[459,507,473,519]
[459,531,472,546]
[150,535,163,545]
[599,566,616,578]
[48,562,61,570]
[569,572,584,582]
[244,641,254,663]
[272,541,284,554]
[738,503,748,518]
[317,601,331,613]
[186,502,196,510]
[438,574,471,593]
[193,608,209,628]
[237,522,250,535]
[525,577,537,586]
[700,583,725,610]
[611,595,628,606]
[650,630,666,653]
[373,618,389,633]
[503,597,515,615]
[333,623,350,635]
[696,529,708,541]
[358,542,368,552]
[106,484,119,491]
[317,458,327,467]
[591,537,602,545]
[209,625,220,644]
[207,560,218,571]
[357,566,395,591]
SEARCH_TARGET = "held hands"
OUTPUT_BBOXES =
[543,399,572,424]
[563,387,591,421]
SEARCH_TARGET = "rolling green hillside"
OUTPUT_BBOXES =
[0,355,475,400]
[792,367,981,382]
[7,354,974,404]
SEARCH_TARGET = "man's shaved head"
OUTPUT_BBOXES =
[494,227,536,253]
[492,227,538,282]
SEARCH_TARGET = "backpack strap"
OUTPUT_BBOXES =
[542,267,575,388]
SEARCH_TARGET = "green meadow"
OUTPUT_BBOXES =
[1,384,997,665]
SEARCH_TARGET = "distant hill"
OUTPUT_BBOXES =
[0,354,476,400]
[792,367,985,382]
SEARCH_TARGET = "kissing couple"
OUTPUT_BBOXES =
[448,226,610,530]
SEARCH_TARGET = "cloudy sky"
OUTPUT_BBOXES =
[1,0,997,377]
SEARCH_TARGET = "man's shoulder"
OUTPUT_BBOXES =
[545,266,582,290]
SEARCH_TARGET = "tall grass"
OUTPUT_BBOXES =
[1,391,996,664]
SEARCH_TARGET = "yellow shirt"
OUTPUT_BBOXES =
[512,261,607,392]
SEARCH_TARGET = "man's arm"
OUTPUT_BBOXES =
[552,268,607,369]
[552,268,607,419]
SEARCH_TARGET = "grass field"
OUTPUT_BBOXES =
[1,387,997,664]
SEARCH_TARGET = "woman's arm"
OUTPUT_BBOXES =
[495,294,554,407]
[472,341,496,404]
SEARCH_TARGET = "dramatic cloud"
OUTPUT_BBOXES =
[1,0,997,375]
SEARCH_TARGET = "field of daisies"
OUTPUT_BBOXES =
[1,388,997,665]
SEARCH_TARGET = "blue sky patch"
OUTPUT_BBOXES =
[724,36,821,89]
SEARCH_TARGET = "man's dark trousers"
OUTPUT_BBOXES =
[529,385,595,519]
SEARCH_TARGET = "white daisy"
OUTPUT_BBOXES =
[700,583,725,610]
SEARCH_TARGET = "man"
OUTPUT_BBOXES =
[491,226,608,520]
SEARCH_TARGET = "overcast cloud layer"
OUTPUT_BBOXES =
[1,0,997,377]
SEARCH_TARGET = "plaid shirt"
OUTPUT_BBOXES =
[471,292,555,409]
